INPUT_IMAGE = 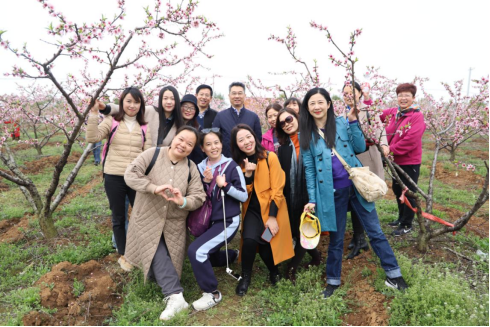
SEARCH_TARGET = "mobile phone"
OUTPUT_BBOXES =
[261,227,273,243]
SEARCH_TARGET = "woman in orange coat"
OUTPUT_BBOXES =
[230,124,294,296]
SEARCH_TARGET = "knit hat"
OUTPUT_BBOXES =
[181,94,198,111]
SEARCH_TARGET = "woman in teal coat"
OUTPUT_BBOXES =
[300,88,407,298]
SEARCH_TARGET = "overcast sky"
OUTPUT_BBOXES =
[1,0,489,103]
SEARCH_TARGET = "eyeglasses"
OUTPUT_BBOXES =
[397,94,413,98]
[201,127,220,134]
[197,93,211,98]
[230,92,244,97]
[279,115,294,128]
[182,105,196,112]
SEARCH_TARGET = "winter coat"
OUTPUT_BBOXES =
[105,103,177,147]
[380,107,426,165]
[239,151,294,265]
[86,115,152,176]
[261,128,277,153]
[197,155,248,221]
[302,117,375,232]
[124,147,206,279]
[341,104,388,179]
[199,107,218,129]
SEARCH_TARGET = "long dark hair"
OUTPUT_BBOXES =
[157,86,184,144]
[299,87,336,150]
[114,87,147,125]
[231,124,267,167]
[275,107,299,146]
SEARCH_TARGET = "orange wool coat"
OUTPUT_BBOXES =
[239,151,294,265]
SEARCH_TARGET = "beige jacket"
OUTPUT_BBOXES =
[123,147,206,279]
[108,104,177,147]
[86,115,152,176]
[342,106,388,179]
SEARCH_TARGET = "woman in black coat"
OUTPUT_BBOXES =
[276,107,321,282]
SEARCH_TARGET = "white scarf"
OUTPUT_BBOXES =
[124,115,137,133]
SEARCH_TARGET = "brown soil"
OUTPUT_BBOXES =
[23,257,123,326]
[22,152,82,175]
[464,149,489,161]
[57,170,103,208]
[434,162,486,190]
[0,216,30,243]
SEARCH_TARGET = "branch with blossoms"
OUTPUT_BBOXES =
[0,0,221,238]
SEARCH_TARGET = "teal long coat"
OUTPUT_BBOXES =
[301,117,375,232]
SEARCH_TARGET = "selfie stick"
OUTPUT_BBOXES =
[221,189,241,281]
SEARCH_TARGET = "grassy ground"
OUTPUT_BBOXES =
[0,134,488,326]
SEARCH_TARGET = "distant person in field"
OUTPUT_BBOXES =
[230,124,294,297]
[381,83,426,236]
[195,84,218,129]
[99,85,185,147]
[212,82,262,158]
[275,107,321,282]
[341,81,389,259]
[300,87,408,298]
[86,87,152,272]
[261,102,282,153]
[181,94,206,164]
[187,129,247,311]
[124,126,206,321]
[284,97,302,115]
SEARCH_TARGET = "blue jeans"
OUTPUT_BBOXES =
[93,141,102,164]
[326,185,401,286]
[112,196,129,250]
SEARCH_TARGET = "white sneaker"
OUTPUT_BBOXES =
[192,291,222,311]
[159,293,189,321]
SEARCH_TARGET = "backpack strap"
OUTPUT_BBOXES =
[187,159,191,183]
[145,147,161,175]
[101,119,120,173]
[141,124,148,148]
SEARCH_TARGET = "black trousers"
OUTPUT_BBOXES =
[392,164,421,228]
[104,174,136,255]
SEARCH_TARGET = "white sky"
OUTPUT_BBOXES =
[1,0,489,103]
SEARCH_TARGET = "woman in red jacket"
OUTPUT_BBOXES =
[380,83,426,236]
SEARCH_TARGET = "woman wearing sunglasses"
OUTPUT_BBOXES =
[275,108,321,282]
[187,128,247,311]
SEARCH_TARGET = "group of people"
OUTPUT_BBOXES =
[86,80,425,321]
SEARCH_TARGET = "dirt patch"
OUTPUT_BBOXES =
[434,162,486,190]
[0,216,29,243]
[23,258,123,326]
[22,152,82,175]
[464,149,489,161]
[57,170,103,208]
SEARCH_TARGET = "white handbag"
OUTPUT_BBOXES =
[317,128,387,202]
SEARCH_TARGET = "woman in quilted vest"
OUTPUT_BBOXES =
[187,129,247,311]
[231,124,294,297]
[300,87,407,298]
[124,126,206,321]
[86,87,152,272]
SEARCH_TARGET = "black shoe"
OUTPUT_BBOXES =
[346,234,369,260]
[392,226,412,237]
[385,276,408,291]
[347,237,356,249]
[269,271,282,286]
[285,265,296,284]
[235,272,251,296]
[322,284,340,299]
[388,219,401,227]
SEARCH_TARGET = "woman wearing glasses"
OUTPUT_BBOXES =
[380,83,426,236]
[98,85,185,147]
[275,108,321,282]
[180,94,206,164]
[187,128,247,311]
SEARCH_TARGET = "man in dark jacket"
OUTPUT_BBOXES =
[196,84,218,129]
[212,82,262,157]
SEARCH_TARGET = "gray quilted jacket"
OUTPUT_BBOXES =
[124,147,206,279]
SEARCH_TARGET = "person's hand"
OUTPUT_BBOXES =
[243,158,257,178]
[91,99,104,114]
[265,217,279,236]
[216,174,226,188]
[154,184,173,197]
[381,145,390,157]
[347,105,359,122]
[167,188,184,206]
[203,166,212,183]
[304,203,316,213]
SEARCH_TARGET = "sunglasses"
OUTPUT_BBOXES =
[201,127,220,134]
[279,115,294,128]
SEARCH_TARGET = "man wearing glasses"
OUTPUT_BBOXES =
[212,82,262,158]
[196,84,218,129]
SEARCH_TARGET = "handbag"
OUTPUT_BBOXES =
[187,161,230,237]
[332,147,388,202]
[317,127,387,202]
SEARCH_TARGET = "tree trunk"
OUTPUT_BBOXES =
[415,198,430,253]
[449,144,457,162]
[426,140,440,213]
[35,144,43,156]
[38,210,58,238]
